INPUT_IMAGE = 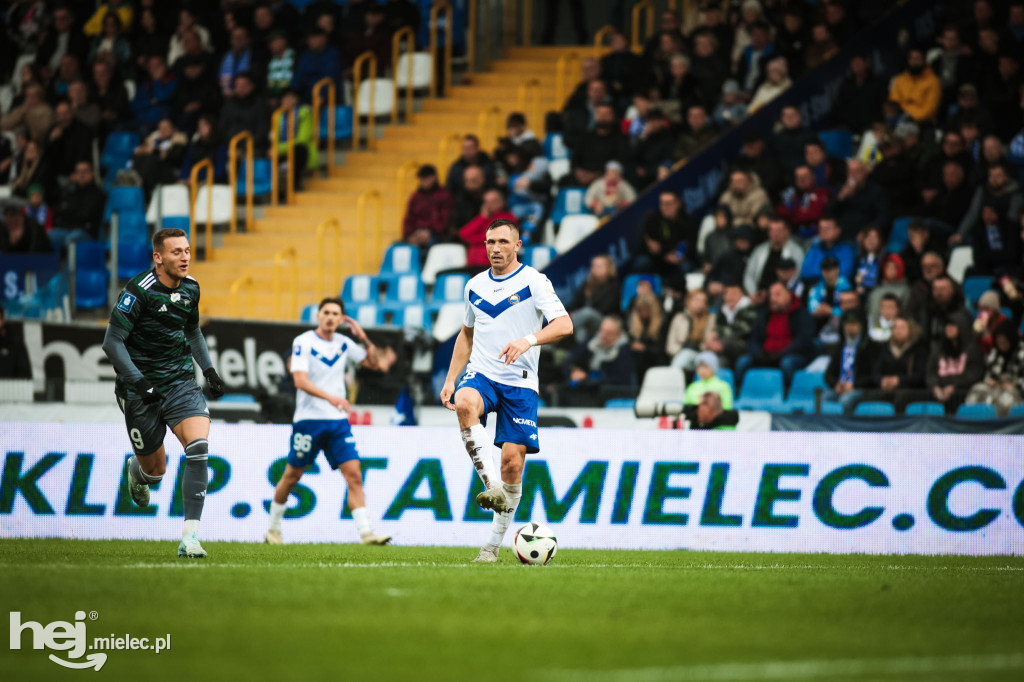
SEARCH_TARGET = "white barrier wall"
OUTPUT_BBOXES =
[2,423,1022,555]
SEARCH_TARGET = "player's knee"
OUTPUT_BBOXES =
[139,453,166,477]
[342,467,363,487]
[283,467,303,484]
[453,392,480,419]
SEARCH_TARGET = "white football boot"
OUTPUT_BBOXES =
[178,533,207,558]
[472,545,500,563]
[475,485,509,513]
[265,529,283,545]
[125,457,150,507]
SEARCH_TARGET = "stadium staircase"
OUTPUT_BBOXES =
[192,46,581,320]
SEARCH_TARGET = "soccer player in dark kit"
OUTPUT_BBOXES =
[102,228,225,558]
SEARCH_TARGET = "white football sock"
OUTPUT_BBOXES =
[487,482,523,547]
[461,424,497,488]
[182,519,199,537]
[352,506,372,536]
[269,501,286,531]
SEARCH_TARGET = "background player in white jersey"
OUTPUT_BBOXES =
[440,219,573,562]
[266,297,395,545]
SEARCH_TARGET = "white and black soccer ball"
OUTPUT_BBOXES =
[513,522,557,565]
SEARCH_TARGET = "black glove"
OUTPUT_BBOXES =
[135,378,165,404]
[204,367,226,400]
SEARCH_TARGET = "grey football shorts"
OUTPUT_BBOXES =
[116,379,210,456]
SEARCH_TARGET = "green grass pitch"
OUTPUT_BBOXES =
[3,540,1023,682]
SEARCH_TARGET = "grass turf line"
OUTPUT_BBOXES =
[2,540,1022,682]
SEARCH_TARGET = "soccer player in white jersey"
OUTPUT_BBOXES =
[266,297,394,545]
[440,219,573,563]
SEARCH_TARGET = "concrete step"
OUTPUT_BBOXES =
[503,46,588,60]
[462,72,557,87]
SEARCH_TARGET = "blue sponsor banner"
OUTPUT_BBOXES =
[539,0,940,301]
[0,255,60,303]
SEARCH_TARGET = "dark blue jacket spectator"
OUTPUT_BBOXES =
[293,30,342,101]
[131,56,178,128]
[800,216,857,283]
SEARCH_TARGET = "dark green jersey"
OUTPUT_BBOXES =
[109,269,201,390]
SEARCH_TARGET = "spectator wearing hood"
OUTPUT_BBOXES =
[965,319,1024,416]
[718,170,771,228]
[563,315,636,407]
[706,282,758,369]
[973,291,1010,356]
[824,309,877,414]
[402,164,452,248]
[713,79,748,128]
[955,163,1022,245]
[873,315,929,408]
[867,254,911,326]
[888,47,942,123]
[926,312,986,409]
[684,350,734,408]
[736,281,816,387]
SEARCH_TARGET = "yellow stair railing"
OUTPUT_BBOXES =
[228,131,253,236]
[477,106,503,150]
[311,77,337,174]
[316,219,342,300]
[516,79,542,135]
[594,25,616,58]
[189,158,214,259]
[397,159,421,202]
[438,133,462,185]
[392,27,415,123]
[273,247,299,320]
[270,104,296,206]
[429,1,453,97]
[632,1,655,53]
[230,275,255,317]
[353,50,378,151]
[356,190,383,273]
[556,51,581,108]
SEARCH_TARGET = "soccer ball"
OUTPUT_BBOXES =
[513,522,558,565]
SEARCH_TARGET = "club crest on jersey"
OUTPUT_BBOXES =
[170,293,181,302]
[508,293,521,305]
[117,293,136,313]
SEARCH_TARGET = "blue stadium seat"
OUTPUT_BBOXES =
[783,369,827,413]
[430,273,469,307]
[550,187,586,225]
[818,129,854,159]
[391,304,430,331]
[75,269,109,309]
[716,368,735,396]
[1009,403,1024,417]
[117,210,149,244]
[75,241,107,269]
[300,303,318,323]
[161,216,191,240]
[734,368,785,412]
[378,244,420,282]
[543,133,569,160]
[520,244,557,270]
[620,274,663,311]
[353,303,382,328]
[820,401,844,414]
[962,276,993,310]
[236,159,272,198]
[118,241,152,279]
[956,403,998,420]
[341,275,379,310]
[103,186,145,223]
[905,401,945,416]
[604,398,636,409]
[100,131,139,169]
[319,105,354,141]
[885,216,916,254]
[382,274,426,310]
[854,401,895,417]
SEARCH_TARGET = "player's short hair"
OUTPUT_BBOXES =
[153,228,187,252]
[318,297,345,314]
[486,218,519,239]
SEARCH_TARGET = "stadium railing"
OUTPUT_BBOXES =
[230,275,255,318]
[437,133,462,185]
[392,27,416,124]
[356,190,385,273]
[631,1,655,52]
[269,104,296,206]
[478,105,503,150]
[516,79,543,139]
[316,219,343,300]
[429,2,453,98]
[272,247,299,320]
[555,51,581,106]
[352,50,379,151]
[188,158,215,258]
[228,131,254,236]
[396,159,421,203]
[311,77,337,174]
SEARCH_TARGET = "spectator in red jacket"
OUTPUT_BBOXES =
[402,164,452,248]
[776,165,831,240]
[459,189,517,269]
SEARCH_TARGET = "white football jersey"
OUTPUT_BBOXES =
[463,263,568,392]
[290,329,367,422]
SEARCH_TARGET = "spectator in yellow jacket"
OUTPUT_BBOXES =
[888,47,941,123]
[83,1,133,37]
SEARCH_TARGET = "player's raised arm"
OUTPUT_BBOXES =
[342,314,396,372]
[440,325,475,409]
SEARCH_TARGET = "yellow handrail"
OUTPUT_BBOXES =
[477,106,502,149]
[229,275,255,317]
[316,219,342,299]
[631,1,655,53]
[516,79,542,137]
[397,159,421,202]
[593,24,616,59]
[353,50,378,151]
[429,1,453,97]
[391,27,416,124]
[467,0,477,69]
[270,104,296,206]
[437,133,462,185]
[273,247,299,320]
[188,158,214,259]
[356,190,383,273]
[311,77,336,174]
[228,131,253,236]
[555,51,581,107]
